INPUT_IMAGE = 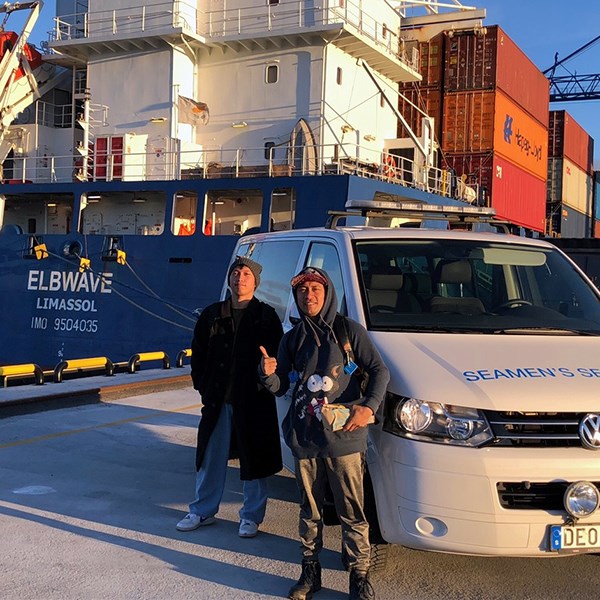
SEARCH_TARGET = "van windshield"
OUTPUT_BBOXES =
[355,239,600,334]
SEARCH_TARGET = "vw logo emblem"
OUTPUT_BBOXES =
[579,414,600,450]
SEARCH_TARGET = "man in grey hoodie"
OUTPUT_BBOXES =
[260,267,389,600]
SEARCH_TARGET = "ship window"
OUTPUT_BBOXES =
[265,142,276,160]
[266,64,278,84]
[204,189,263,236]
[0,193,73,235]
[173,191,198,236]
[268,0,280,5]
[270,188,295,232]
[336,67,343,85]
[79,190,166,236]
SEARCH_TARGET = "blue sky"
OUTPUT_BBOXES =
[14,1,600,162]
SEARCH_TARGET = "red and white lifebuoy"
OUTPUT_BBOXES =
[382,154,396,179]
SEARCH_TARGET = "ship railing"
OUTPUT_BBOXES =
[52,1,198,42]
[206,0,405,64]
[2,142,464,200]
[50,1,410,68]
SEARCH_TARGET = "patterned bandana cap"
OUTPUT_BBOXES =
[290,268,328,289]
[228,256,262,287]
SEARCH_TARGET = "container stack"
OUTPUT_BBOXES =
[399,26,550,234]
[547,110,595,238]
[595,171,600,238]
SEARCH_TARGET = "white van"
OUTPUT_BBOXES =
[226,202,600,558]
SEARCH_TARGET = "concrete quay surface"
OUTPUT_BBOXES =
[0,379,597,600]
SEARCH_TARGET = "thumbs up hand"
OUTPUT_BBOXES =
[259,345,277,376]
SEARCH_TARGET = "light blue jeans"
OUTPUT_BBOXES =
[189,403,269,524]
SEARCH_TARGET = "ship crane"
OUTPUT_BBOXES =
[0,1,66,170]
[543,35,600,102]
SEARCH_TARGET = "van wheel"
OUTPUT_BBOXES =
[365,468,390,572]
[364,468,385,544]
[341,543,390,573]
[369,542,390,573]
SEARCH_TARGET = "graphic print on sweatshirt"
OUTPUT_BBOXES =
[295,364,343,422]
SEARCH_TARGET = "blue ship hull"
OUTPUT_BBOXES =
[0,174,457,368]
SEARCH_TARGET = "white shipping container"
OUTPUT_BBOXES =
[547,156,593,216]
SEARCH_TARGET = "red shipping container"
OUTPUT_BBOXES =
[444,25,549,127]
[595,174,600,222]
[549,110,594,175]
[594,219,600,238]
[397,87,442,141]
[403,33,445,87]
[444,152,546,232]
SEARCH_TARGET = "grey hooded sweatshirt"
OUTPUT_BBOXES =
[261,267,390,459]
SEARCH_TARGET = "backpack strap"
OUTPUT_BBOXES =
[332,315,369,395]
[332,314,354,366]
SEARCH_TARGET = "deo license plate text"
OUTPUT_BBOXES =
[551,524,600,552]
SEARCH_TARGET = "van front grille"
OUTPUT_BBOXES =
[497,481,600,510]
[484,411,586,447]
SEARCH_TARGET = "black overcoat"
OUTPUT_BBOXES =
[190,296,283,480]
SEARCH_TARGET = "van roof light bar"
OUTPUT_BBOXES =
[345,198,497,218]
[326,199,508,231]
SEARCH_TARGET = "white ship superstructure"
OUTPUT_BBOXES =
[20,0,480,187]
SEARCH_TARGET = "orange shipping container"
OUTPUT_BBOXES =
[444,26,549,127]
[549,110,594,175]
[442,90,548,180]
[547,156,593,215]
[595,219,600,238]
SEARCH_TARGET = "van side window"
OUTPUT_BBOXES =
[236,240,304,320]
[305,242,346,315]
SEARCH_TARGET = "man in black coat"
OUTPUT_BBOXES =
[176,256,283,538]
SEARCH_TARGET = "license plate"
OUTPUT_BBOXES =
[550,523,600,552]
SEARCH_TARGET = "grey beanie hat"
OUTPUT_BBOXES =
[228,256,262,287]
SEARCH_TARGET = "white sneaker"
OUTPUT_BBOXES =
[176,513,216,531]
[238,519,259,538]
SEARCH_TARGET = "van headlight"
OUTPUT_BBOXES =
[385,395,493,447]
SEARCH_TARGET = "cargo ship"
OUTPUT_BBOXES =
[0,0,595,372]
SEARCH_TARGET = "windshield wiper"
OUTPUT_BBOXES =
[492,327,599,336]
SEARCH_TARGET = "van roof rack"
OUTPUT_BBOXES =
[326,198,510,232]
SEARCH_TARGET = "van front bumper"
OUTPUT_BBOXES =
[368,436,600,556]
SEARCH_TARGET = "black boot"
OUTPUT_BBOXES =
[288,559,322,600]
[349,569,375,600]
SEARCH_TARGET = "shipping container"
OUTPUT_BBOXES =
[595,172,600,222]
[554,204,593,238]
[397,87,442,141]
[549,110,594,175]
[595,219,600,238]
[444,152,546,232]
[404,33,444,87]
[442,89,548,180]
[547,156,593,215]
[444,26,549,126]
